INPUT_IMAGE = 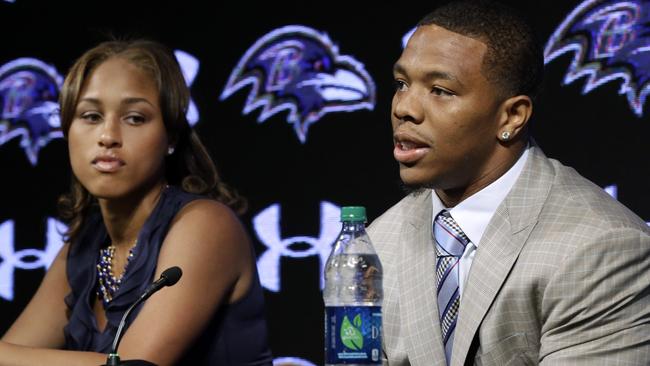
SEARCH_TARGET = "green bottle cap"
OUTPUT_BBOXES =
[340,206,366,222]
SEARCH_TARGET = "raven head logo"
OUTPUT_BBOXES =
[220,25,376,143]
[0,58,63,165]
[545,0,650,116]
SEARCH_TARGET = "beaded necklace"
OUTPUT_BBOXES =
[97,239,137,306]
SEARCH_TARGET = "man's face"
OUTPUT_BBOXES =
[392,25,504,193]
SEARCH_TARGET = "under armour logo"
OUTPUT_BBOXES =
[0,218,66,301]
[254,201,340,292]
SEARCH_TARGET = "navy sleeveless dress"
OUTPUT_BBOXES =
[63,186,273,365]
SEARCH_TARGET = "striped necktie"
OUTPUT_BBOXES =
[434,210,469,365]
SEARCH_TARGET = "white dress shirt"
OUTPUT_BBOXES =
[431,147,529,297]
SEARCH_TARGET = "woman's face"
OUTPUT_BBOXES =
[68,57,169,200]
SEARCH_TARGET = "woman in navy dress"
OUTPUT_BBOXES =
[0,39,272,366]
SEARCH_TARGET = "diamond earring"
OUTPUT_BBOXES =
[167,146,175,155]
[500,131,511,141]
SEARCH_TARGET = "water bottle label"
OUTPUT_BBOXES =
[324,306,382,364]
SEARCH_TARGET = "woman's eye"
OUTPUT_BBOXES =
[80,112,102,123]
[125,115,146,125]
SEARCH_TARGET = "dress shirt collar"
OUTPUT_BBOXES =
[431,146,530,247]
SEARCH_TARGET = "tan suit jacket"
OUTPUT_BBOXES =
[368,145,650,365]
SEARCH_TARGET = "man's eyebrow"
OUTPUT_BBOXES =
[393,63,462,87]
[393,63,407,75]
[424,70,456,82]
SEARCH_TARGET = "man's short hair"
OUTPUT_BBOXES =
[418,0,544,101]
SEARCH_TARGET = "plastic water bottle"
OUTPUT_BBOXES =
[324,206,383,365]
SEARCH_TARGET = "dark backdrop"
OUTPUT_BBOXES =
[1,1,648,364]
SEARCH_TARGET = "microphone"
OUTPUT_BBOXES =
[105,266,183,366]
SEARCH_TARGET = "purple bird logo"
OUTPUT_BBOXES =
[545,0,650,116]
[220,25,376,143]
[0,58,63,165]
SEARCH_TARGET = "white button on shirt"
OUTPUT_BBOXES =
[431,147,530,297]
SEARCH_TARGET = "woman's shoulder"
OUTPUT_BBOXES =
[176,197,241,227]
[156,197,251,298]
[164,197,249,253]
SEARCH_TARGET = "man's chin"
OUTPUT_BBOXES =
[399,180,434,196]
[398,167,440,195]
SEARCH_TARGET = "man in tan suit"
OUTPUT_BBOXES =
[367,1,650,365]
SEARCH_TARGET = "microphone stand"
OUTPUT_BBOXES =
[105,290,155,366]
[103,267,182,366]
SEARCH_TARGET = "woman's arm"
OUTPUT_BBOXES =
[113,199,254,365]
[0,199,252,366]
[0,342,106,366]
[1,244,108,365]
[2,244,71,348]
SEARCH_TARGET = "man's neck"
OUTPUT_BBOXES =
[437,141,527,207]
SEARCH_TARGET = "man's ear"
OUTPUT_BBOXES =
[496,95,532,142]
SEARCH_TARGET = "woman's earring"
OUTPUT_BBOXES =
[167,146,175,156]
[500,131,511,141]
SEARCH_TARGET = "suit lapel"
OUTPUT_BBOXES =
[451,145,555,366]
[398,191,448,366]
[450,212,534,366]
